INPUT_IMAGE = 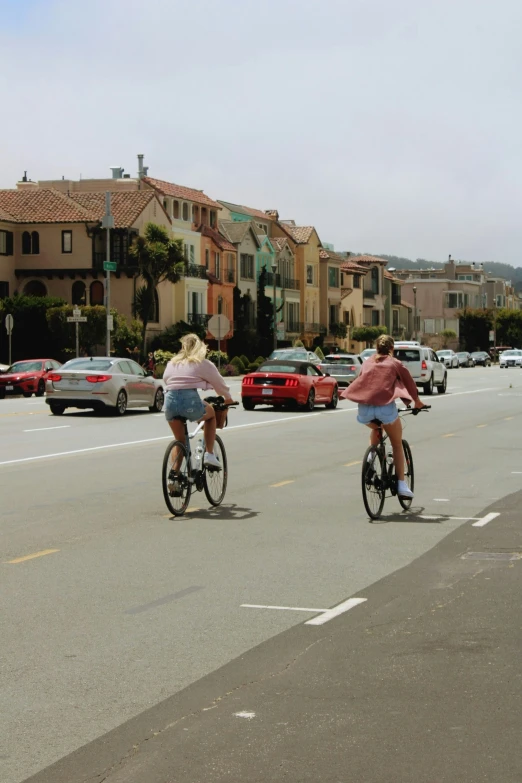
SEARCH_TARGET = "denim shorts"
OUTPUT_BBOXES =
[357,401,398,425]
[164,389,206,422]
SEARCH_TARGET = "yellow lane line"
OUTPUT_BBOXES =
[505,417,514,421]
[270,480,294,488]
[443,433,455,438]
[344,460,362,467]
[6,548,60,564]
[477,424,488,428]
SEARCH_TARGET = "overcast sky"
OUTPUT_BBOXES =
[1,0,521,265]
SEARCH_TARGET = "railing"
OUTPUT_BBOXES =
[264,271,281,287]
[391,293,402,305]
[363,288,377,299]
[282,277,300,290]
[224,268,235,284]
[187,313,211,326]
[286,321,303,333]
[303,322,323,333]
[181,264,208,279]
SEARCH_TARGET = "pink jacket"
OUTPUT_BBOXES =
[163,358,230,397]
[341,355,420,406]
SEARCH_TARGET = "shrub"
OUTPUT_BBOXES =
[230,356,245,373]
[207,350,228,367]
[240,354,250,367]
[220,363,239,377]
[255,355,265,364]
[247,362,259,371]
[112,315,143,358]
[0,294,66,362]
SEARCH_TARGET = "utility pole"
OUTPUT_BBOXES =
[413,286,417,341]
[271,262,277,351]
[102,192,115,356]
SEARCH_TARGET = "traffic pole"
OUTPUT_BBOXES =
[103,192,114,357]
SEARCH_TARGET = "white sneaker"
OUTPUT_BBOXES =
[204,451,221,470]
[397,480,414,499]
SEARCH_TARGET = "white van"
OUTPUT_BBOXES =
[394,343,447,395]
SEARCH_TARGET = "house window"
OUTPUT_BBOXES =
[173,200,180,219]
[371,267,379,294]
[23,280,47,297]
[446,292,464,308]
[210,211,216,228]
[189,244,195,264]
[287,302,300,331]
[353,274,361,288]
[240,253,254,279]
[306,265,313,284]
[328,267,339,287]
[215,252,220,278]
[72,281,86,305]
[343,311,350,325]
[31,231,39,254]
[458,275,472,281]
[329,304,337,325]
[22,231,32,254]
[192,205,199,223]
[90,280,104,306]
[0,230,13,255]
[62,230,72,253]
[184,243,189,260]
[392,309,400,331]
[205,249,210,269]
[0,282,9,299]
[217,295,223,315]
[182,202,189,221]
[371,310,380,326]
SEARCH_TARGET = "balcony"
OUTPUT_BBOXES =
[223,267,235,284]
[264,271,281,287]
[303,322,325,334]
[363,288,377,299]
[286,321,304,334]
[187,313,211,326]
[282,277,300,290]
[181,264,208,280]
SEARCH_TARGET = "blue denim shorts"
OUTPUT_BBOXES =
[164,389,206,422]
[357,401,398,425]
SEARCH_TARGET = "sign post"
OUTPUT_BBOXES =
[5,314,13,366]
[101,192,115,356]
[207,314,231,370]
[67,308,88,357]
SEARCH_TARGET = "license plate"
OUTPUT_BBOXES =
[67,379,79,385]
[6,385,13,391]
[262,388,273,395]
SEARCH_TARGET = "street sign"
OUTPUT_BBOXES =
[67,316,88,323]
[103,261,117,272]
[208,314,230,340]
[5,314,13,334]
[489,330,495,342]
[107,315,114,331]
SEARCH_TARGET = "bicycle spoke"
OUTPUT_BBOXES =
[162,440,191,516]
[361,446,385,519]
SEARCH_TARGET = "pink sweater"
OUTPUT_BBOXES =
[341,355,420,406]
[163,359,231,396]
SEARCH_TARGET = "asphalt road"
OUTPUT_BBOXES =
[1,366,521,782]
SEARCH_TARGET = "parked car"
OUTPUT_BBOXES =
[268,348,320,364]
[394,343,447,395]
[499,349,522,368]
[470,351,491,367]
[436,349,459,368]
[0,359,62,398]
[319,362,359,387]
[360,348,377,361]
[456,351,475,367]
[242,360,338,411]
[45,356,165,415]
[324,353,363,365]
[0,363,9,373]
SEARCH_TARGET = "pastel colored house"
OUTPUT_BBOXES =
[319,248,344,349]
[197,224,236,349]
[340,259,368,353]
[219,220,262,328]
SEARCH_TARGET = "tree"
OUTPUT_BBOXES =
[149,320,207,353]
[228,287,256,357]
[129,222,185,356]
[440,328,457,348]
[351,325,386,346]
[329,322,348,343]
[47,305,109,356]
[0,294,66,362]
[256,266,274,357]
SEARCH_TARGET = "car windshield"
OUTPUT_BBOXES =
[394,349,420,362]
[268,350,306,360]
[257,363,300,373]
[360,350,376,359]
[471,352,484,357]
[437,351,451,356]
[8,361,43,373]
[457,353,468,358]
[62,359,114,371]
[502,350,521,356]
[322,364,353,375]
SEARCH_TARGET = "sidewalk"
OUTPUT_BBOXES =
[26,491,522,783]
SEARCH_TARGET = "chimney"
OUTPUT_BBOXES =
[17,171,38,190]
[445,253,456,279]
[265,209,279,220]
[22,171,28,182]
[137,154,145,179]
[110,166,124,179]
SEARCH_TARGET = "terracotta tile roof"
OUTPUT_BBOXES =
[320,249,345,262]
[347,254,388,265]
[219,219,260,246]
[270,236,288,251]
[70,191,161,229]
[284,225,316,244]
[0,188,95,224]
[143,176,221,209]
[401,300,414,308]
[384,270,402,281]
[218,200,275,222]
[199,224,236,253]
[340,260,368,274]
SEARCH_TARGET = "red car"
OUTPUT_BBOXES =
[0,359,62,398]
[242,359,338,411]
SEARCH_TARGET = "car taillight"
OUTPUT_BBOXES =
[86,374,112,383]
[349,365,356,371]
[47,373,62,382]
[421,360,427,370]
[242,377,254,386]
[285,378,299,387]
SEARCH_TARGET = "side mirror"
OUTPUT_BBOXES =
[324,372,330,377]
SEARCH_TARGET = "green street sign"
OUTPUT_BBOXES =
[103,261,117,272]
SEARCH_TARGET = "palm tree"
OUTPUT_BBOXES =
[129,222,185,356]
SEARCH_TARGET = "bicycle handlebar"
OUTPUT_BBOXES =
[399,404,431,416]
[204,395,239,410]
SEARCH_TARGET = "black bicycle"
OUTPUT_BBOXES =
[162,396,238,517]
[361,406,430,520]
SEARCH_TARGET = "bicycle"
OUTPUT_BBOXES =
[361,405,430,520]
[162,395,238,517]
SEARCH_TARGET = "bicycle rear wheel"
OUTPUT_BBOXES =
[398,439,414,510]
[162,440,192,516]
[203,434,228,506]
[361,445,385,520]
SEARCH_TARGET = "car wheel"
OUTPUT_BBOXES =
[302,388,315,411]
[437,373,447,394]
[114,390,127,416]
[50,403,65,416]
[423,375,434,395]
[242,398,255,411]
[22,392,33,398]
[326,386,338,409]
[149,388,164,413]
[0,390,5,400]
[35,380,46,397]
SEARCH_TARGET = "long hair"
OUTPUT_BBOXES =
[373,334,394,361]
[170,333,208,365]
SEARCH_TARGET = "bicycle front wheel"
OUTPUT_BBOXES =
[203,434,228,506]
[361,445,385,520]
[398,439,414,511]
[162,440,192,516]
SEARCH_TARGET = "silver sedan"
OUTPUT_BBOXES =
[45,356,165,416]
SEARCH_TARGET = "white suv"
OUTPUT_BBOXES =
[394,343,447,395]
[499,349,522,368]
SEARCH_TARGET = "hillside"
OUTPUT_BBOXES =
[376,255,522,291]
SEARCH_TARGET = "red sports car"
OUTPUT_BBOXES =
[242,359,339,411]
[0,359,62,398]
